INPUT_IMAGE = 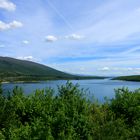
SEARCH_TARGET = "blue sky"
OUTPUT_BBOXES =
[0,0,140,76]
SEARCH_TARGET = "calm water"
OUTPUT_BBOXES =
[2,79,140,102]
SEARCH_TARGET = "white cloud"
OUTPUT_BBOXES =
[99,67,134,72]
[126,68,133,71]
[17,56,34,61]
[45,35,58,42]
[9,20,23,28]
[44,34,84,42]
[65,34,84,40]
[98,67,140,74]
[135,68,140,71]
[0,20,23,31]
[22,40,29,45]
[0,0,16,11]
[99,67,110,71]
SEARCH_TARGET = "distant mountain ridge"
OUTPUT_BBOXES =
[0,57,104,82]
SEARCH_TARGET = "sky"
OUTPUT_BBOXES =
[0,0,140,76]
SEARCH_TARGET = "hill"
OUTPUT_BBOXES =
[0,57,104,82]
[112,75,140,82]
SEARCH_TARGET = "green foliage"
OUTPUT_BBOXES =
[0,82,140,139]
[113,75,140,81]
[110,88,140,139]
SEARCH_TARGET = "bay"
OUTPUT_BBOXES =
[2,79,140,102]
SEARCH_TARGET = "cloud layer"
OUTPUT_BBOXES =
[65,34,84,40]
[17,56,34,61]
[22,40,29,45]
[0,0,140,76]
[45,35,58,42]
[0,20,23,31]
[0,0,16,11]
[45,34,84,43]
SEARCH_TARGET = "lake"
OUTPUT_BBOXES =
[2,79,140,102]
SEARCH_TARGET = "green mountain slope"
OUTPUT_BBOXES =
[0,57,104,82]
[112,75,140,82]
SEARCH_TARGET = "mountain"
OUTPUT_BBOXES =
[112,75,140,82]
[0,57,104,82]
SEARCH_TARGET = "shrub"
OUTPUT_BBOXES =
[0,82,139,139]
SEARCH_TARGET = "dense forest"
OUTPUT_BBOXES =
[0,82,140,140]
[113,75,140,82]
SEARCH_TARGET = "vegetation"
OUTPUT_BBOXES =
[0,57,105,82]
[0,82,140,140]
[113,75,140,82]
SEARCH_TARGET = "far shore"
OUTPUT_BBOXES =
[1,81,40,84]
[112,75,140,82]
[1,76,140,84]
[0,76,108,84]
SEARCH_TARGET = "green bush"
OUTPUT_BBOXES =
[0,82,140,140]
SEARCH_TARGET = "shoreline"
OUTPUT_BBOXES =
[112,76,140,82]
[1,78,140,84]
[1,81,40,84]
[2,79,140,84]
[0,77,107,84]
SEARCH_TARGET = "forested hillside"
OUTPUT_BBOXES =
[0,57,104,82]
